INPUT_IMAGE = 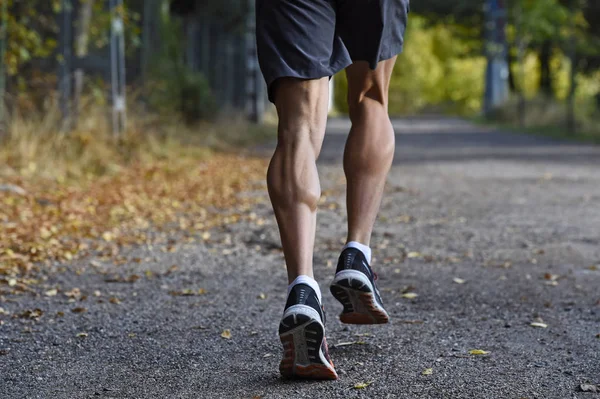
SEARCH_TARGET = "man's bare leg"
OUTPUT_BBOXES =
[267,77,329,283]
[329,58,396,325]
[344,58,397,248]
[270,77,338,380]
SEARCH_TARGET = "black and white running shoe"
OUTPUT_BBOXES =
[278,283,338,380]
[330,247,390,324]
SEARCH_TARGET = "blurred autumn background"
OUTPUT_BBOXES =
[1,0,600,285]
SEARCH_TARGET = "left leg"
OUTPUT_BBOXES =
[329,58,396,325]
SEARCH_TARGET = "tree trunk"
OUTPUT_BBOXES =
[507,45,516,93]
[539,40,553,97]
[73,0,94,127]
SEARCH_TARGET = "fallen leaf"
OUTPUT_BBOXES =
[169,288,207,296]
[15,309,43,319]
[128,333,136,338]
[580,384,599,393]
[71,307,87,314]
[353,381,373,389]
[402,292,418,299]
[257,293,267,300]
[422,368,433,376]
[453,278,466,284]
[530,322,548,328]
[407,252,422,259]
[45,289,58,297]
[335,341,365,347]
[0,307,8,315]
[221,329,232,339]
[109,297,121,304]
[76,332,88,338]
[64,288,81,298]
[469,349,489,355]
[93,290,101,297]
[8,278,17,287]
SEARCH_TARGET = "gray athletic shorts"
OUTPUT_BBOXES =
[256,0,409,102]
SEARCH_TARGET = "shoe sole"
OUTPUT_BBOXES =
[330,270,390,325]
[278,305,338,380]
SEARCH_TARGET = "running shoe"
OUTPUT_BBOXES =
[330,247,390,324]
[278,283,338,380]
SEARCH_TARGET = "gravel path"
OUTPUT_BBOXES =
[1,118,599,399]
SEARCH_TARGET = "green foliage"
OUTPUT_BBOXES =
[335,15,486,116]
[3,0,57,76]
[145,6,216,123]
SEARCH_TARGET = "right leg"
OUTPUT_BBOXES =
[267,77,329,283]
[268,77,337,380]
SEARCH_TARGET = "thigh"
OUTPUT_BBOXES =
[345,57,397,107]
[256,0,350,103]
[274,77,330,155]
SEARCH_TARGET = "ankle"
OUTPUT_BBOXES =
[343,241,372,264]
[288,275,322,303]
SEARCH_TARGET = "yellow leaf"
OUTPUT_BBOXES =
[422,368,433,375]
[201,232,211,240]
[402,292,418,299]
[453,277,466,284]
[221,329,232,339]
[407,252,422,259]
[76,332,88,338]
[530,322,548,328]
[102,231,114,242]
[469,349,489,355]
[353,381,373,389]
[45,289,58,297]
[258,293,267,300]
[8,278,17,287]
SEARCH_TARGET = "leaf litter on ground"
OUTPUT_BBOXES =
[0,154,268,292]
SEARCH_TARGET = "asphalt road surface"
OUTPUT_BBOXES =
[1,118,599,398]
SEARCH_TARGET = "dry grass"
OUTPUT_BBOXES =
[0,98,274,182]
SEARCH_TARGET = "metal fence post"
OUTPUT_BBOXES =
[110,0,126,137]
[58,0,73,132]
[0,0,7,133]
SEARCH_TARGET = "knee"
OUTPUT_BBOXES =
[347,86,388,120]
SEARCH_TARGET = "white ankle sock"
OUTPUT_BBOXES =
[287,275,322,303]
[343,241,372,264]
